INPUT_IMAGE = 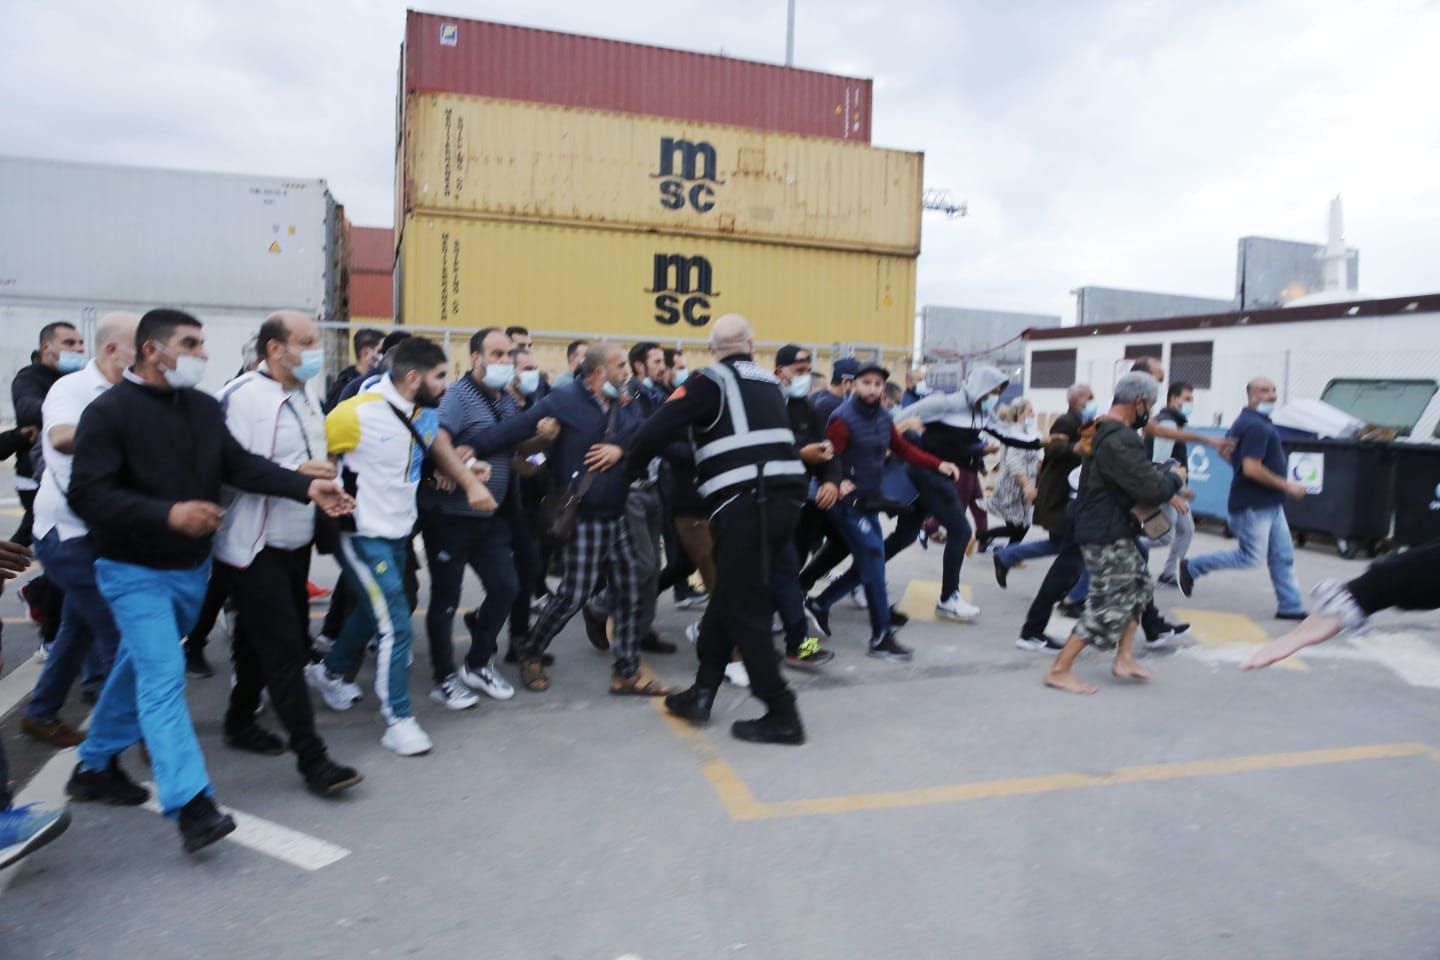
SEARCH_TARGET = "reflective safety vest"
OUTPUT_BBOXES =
[692,358,807,502]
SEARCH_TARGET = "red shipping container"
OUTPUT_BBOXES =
[348,270,394,320]
[401,11,871,143]
[348,226,395,273]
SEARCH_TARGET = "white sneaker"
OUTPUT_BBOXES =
[429,675,480,711]
[935,593,981,621]
[771,616,785,635]
[724,660,751,688]
[686,621,701,646]
[339,679,363,704]
[34,641,51,663]
[381,717,433,756]
[850,587,868,609]
[459,657,514,701]
[530,594,550,612]
[305,662,356,712]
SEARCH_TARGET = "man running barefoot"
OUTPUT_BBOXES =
[1044,372,1184,695]
[1243,540,1440,670]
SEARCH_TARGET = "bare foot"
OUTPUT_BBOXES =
[1045,670,1098,695]
[1112,658,1154,682]
[1242,613,1342,670]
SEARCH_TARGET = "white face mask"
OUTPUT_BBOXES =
[786,377,810,399]
[915,381,931,397]
[517,369,541,396]
[672,369,689,387]
[160,347,207,389]
[1024,416,1037,433]
[483,363,514,390]
[1179,402,1194,418]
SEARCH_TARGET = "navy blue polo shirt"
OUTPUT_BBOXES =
[1227,407,1286,512]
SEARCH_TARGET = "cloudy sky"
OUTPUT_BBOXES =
[3,0,1437,327]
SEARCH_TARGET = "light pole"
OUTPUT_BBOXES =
[785,0,795,65]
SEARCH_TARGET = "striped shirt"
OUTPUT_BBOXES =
[419,373,520,517]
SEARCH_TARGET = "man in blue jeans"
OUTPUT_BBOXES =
[22,312,138,749]
[65,309,354,855]
[805,363,961,661]
[1179,376,1309,619]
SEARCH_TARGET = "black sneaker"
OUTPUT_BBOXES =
[66,758,150,806]
[1275,610,1307,621]
[1156,573,1179,589]
[888,606,910,628]
[184,649,215,679]
[731,711,805,746]
[785,637,836,669]
[300,756,363,797]
[581,605,610,651]
[1056,600,1084,620]
[1148,619,1191,646]
[1016,631,1064,652]
[993,553,1009,589]
[867,633,914,663]
[639,631,678,655]
[224,723,286,757]
[1178,559,1195,597]
[178,793,236,854]
[664,685,716,724]
[804,597,831,638]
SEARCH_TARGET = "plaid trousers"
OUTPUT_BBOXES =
[525,516,642,676]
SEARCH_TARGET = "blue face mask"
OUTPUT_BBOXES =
[1081,399,1099,423]
[517,369,541,396]
[483,363,514,390]
[57,350,86,374]
[1179,402,1194,418]
[1256,401,1275,417]
[785,377,810,399]
[915,381,931,397]
[672,369,689,387]
[642,376,655,390]
[602,381,619,399]
[292,348,324,382]
[980,394,1000,415]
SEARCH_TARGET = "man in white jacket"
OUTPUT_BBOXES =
[213,310,362,797]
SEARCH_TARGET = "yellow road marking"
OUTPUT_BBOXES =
[656,694,1434,820]
[1177,608,1308,670]
[897,580,973,622]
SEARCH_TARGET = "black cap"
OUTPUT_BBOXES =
[775,343,810,368]
[831,357,862,384]
[380,331,412,354]
[854,361,890,381]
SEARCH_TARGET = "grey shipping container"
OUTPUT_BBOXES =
[1236,236,1360,309]
[0,155,342,317]
[922,305,1061,371]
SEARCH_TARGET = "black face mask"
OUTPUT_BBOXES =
[414,384,444,409]
[1133,403,1150,431]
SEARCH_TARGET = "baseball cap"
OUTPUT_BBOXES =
[831,357,862,385]
[853,361,890,381]
[774,344,810,368]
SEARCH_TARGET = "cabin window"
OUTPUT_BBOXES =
[1030,349,1077,389]
[1123,343,1164,366]
[1170,341,1213,389]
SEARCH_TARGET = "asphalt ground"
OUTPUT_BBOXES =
[1,509,1437,960]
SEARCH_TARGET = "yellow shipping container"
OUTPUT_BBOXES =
[398,214,915,349]
[400,93,923,256]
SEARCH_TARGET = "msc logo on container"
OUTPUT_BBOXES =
[653,138,724,213]
[649,254,719,327]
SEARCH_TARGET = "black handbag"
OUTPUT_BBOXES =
[539,403,617,543]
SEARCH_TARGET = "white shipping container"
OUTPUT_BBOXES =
[0,297,275,422]
[0,156,341,316]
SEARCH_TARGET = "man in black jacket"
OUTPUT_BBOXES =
[64,309,353,854]
[1045,372,1184,695]
[12,321,84,545]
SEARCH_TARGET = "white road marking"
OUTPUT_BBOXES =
[141,784,350,871]
[1183,631,1440,689]
[0,655,42,719]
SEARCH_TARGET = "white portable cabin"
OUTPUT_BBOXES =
[1021,293,1440,439]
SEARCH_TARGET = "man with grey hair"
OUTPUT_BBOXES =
[1179,376,1308,618]
[21,312,139,748]
[1045,372,1185,694]
[627,314,811,743]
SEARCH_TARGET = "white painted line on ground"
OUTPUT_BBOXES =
[1183,632,1440,689]
[141,784,350,871]
[0,655,42,718]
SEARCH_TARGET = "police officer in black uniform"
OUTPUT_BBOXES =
[625,314,809,745]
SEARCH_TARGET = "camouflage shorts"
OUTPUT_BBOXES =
[1075,539,1152,650]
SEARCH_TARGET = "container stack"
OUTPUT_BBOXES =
[394,12,921,373]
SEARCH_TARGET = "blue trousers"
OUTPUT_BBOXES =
[28,531,120,723]
[327,535,414,721]
[78,558,212,818]
[814,505,890,639]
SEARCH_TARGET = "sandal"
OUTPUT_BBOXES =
[609,663,670,697]
[519,658,549,692]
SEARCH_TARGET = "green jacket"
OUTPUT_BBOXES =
[1073,419,1183,545]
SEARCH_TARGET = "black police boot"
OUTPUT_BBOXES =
[731,700,806,746]
[664,685,717,724]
